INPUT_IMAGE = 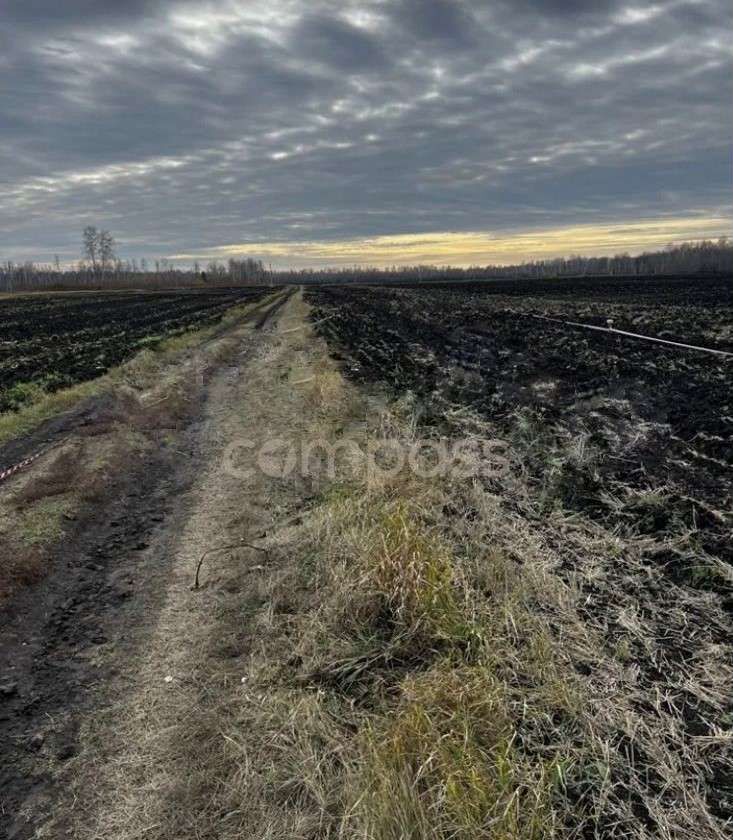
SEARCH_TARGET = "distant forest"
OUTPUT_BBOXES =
[1,238,731,292]
[279,238,733,284]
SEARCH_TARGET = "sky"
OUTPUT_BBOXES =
[1,0,731,268]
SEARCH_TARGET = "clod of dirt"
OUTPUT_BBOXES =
[0,681,19,698]
[56,743,76,761]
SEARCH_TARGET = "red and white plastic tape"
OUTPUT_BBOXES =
[0,438,68,485]
[0,451,45,483]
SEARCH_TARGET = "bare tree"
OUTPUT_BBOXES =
[83,226,99,271]
[98,230,116,279]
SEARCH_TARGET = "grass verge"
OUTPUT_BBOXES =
[220,377,731,838]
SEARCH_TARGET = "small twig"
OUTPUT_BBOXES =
[193,540,268,590]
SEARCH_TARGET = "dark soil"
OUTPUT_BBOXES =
[0,403,205,840]
[306,280,733,582]
[0,287,272,412]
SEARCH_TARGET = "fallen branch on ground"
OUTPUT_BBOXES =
[193,540,268,590]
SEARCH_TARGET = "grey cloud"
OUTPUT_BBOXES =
[666,1,723,27]
[0,0,730,263]
[390,0,479,46]
[3,0,170,28]
[504,0,619,15]
[291,13,388,69]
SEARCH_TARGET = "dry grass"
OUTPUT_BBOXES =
[0,430,153,599]
[352,664,562,840]
[0,293,279,601]
[304,368,353,417]
[0,378,102,447]
[275,473,580,838]
[214,386,732,839]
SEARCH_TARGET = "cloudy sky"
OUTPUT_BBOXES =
[1,0,731,268]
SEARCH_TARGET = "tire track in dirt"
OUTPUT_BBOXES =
[0,290,295,839]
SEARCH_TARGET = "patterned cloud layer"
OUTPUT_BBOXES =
[1,0,731,265]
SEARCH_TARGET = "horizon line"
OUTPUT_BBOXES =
[166,215,733,270]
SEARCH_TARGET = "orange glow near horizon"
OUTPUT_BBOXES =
[169,216,732,268]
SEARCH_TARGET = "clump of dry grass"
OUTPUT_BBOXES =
[350,662,564,840]
[371,503,456,630]
[304,368,353,417]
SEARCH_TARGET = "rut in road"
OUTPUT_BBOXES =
[1,289,333,839]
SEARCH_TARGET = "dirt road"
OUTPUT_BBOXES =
[0,288,323,839]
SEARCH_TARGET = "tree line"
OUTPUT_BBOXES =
[1,235,730,292]
[0,229,269,292]
[277,238,733,284]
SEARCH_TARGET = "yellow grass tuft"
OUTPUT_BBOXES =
[352,663,562,840]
